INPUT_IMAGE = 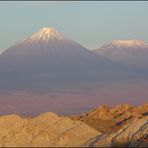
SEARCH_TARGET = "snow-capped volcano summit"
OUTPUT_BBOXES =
[2,27,91,57]
[23,27,66,43]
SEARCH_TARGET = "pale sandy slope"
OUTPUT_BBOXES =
[0,112,100,147]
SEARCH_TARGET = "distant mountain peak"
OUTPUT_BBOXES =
[94,39,148,67]
[23,27,66,43]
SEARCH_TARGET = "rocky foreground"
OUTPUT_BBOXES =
[0,104,147,147]
[71,104,148,147]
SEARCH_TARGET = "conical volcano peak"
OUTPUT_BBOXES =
[24,27,66,43]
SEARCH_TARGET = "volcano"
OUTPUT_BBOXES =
[0,27,121,91]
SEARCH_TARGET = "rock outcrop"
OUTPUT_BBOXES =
[70,104,148,133]
[70,104,148,147]
[86,116,148,147]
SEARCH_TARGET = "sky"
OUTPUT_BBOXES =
[0,1,148,50]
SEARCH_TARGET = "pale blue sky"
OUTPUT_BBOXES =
[0,1,148,50]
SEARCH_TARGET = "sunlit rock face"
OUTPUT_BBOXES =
[89,117,148,147]
[70,104,148,133]
[70,104,148,147]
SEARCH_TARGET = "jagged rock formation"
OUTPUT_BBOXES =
[70,104,148,147]
[86,116,148,147]
[70,104,148,133]
[0,104,147,147]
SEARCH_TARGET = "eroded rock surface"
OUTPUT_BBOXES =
[70,104,148,133]
[70,104,148,147]
[86,116,148,147]
[0,112,100,147]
